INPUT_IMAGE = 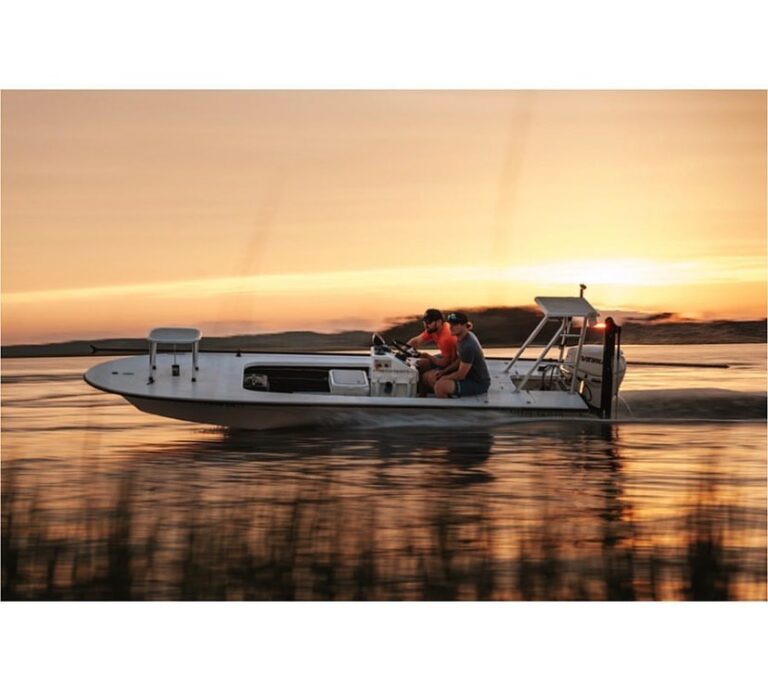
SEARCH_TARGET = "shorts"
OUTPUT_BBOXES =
[454,378,490,398]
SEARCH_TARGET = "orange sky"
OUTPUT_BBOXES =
[2,90,765,344]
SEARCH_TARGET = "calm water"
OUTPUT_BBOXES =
[2,344,765,600]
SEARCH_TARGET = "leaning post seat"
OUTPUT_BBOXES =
[147,327,202,383]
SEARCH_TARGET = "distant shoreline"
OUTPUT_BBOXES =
[3,309,765,358]
[2,341,765,360]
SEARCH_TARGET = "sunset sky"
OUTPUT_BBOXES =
[2,90,765,344]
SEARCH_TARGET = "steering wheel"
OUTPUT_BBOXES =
[392,339,420,358]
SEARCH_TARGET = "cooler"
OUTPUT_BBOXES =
[328,369,370,396]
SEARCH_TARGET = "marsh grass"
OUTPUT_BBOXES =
[2,431,760,601]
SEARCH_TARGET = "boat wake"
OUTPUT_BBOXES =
[616,388,766,422]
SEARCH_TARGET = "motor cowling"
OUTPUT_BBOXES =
[562,345,626,410]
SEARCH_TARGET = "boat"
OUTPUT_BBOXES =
[83,291,627,430]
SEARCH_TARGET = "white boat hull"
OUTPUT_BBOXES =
[85,351,595,430]
[125,395,588,430]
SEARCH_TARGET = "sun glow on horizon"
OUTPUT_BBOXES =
[2,256,765,344]
[4,256,766,306]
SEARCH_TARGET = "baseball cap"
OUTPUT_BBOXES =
[446,312,469,325]
[422,308,443,322]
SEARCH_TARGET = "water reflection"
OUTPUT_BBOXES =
[3,422,765,600]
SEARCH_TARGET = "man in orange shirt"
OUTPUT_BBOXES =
[406,308,459,395]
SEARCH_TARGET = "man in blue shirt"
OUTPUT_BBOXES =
[434,312,491,399]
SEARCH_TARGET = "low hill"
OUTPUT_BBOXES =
[383,307,766,346]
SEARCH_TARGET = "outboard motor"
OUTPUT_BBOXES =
[562,337,626,417]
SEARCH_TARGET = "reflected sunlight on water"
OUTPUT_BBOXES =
[2,346,766,600]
